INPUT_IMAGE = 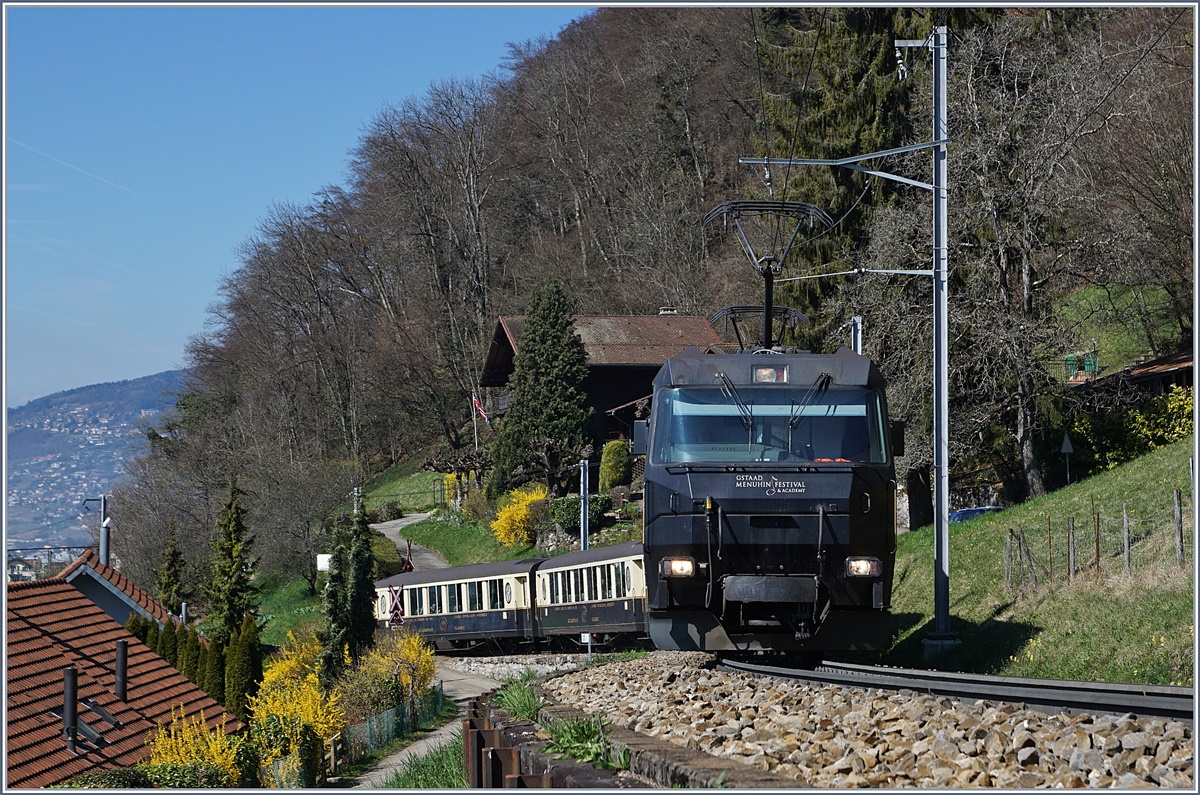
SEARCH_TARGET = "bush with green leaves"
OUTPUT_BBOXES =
[58,762,231,788]
[462,488,496,524]
[547,494,613,534]
[598,440,632,492]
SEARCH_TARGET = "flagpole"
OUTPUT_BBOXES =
[472,393,479,450]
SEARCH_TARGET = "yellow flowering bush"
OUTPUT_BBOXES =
[147,707,241,785]
[248,672,345,766]
[361,627,437,696]
[251,630,345,767]
[491,483,548,546]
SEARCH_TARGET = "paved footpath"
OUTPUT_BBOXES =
[351,514,500,788]
[350,662,502,788]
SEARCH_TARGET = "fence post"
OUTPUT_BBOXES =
[1123,502,1131,576]
[1068,516,1075,583]
[1047,515,1053,584]
[1094,509,1101,578]
[1005,531,1014,588]
[1021,530,1038,587]
[1175,489,1184,567]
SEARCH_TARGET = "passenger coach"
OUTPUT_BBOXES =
[534,541,647,647]
[374,558,543,650]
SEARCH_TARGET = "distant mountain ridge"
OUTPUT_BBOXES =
[6,370,187,551]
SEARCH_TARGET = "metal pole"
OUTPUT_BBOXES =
[580,459,589,551]
[99,494,109,566]
[930,26,954,641]
[851,316,863,354]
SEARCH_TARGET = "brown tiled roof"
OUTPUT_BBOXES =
[59,549,175,626]
[6,580,236,788]
[481,315,721,386]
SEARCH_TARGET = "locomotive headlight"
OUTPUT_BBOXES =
[845,557,882,577]
[753,365,787,383]
[660,556,696,578]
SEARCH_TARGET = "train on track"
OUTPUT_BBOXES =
[373,542,649,651]
[375,346,901,659]
[636,346,901,655]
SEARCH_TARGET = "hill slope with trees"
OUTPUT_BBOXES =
[109,7,1191,623]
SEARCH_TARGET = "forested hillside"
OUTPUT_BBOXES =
[110,7,1192,607]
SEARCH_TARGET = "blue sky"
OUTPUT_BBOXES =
[4,3,593,409]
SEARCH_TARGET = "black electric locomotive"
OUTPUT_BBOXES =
[635,346,901,654]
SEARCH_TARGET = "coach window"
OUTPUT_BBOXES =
[428,586,441,614]
[573,570,583,603]
[587,567,597,600]
[448,584,460,613]
[489,579,502,610]
[616,565,627,598]
[467,581,479,611]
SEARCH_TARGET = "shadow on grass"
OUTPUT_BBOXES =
[852,611,1042,675]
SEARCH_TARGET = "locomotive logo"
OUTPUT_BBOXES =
[735,474,806,495]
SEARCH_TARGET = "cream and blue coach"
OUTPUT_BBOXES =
[533,541,647,645]
[374,558,542,650]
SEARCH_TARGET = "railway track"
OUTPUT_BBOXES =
[719,657,1195,723]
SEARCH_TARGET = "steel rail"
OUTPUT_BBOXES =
[719,658,1195,723]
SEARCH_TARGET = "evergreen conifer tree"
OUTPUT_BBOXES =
[224,613,264,722]
[157,619,178,667]
[346,503,378,658]
[154,522,187,616]
[317,543,351,691]
[146,620,160,653]
[203,640,226,705]
[194,640,209,689]
[489,281,593,497]
[176,624,197,681]
[205,479,260,646]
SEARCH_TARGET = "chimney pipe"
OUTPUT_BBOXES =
[114,640,128,701]
[63,666,78,753]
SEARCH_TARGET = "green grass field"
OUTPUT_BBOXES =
[882,438,1193,684]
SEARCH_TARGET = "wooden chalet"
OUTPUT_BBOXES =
[480,314,723,440]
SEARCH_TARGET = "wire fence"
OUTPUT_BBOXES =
[257,681,445,788]
[1005,489,1192,593]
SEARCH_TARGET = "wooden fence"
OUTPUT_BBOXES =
[1005,489,1191,591]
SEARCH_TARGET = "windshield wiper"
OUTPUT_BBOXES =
[789,372,832,429]
[716,371,753,431]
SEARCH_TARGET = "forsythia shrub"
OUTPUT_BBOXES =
[251,630,346,767]
[362,627,438,697]
[146,707,241,786]
[491,483,548,546]
[260,630,322,691]
[248,671,345,766]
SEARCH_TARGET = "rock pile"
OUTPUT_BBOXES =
[539,651,1193,788]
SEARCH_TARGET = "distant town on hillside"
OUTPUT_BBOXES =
[5,370,186,566]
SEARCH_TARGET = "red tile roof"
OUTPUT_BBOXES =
[59,549,175,626]
[6,580,236,788]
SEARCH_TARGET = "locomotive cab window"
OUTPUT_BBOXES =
[651,385,887,464]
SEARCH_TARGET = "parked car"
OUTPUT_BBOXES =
[948,505,1004,523]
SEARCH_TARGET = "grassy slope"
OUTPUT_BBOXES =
[881,438,1194,685]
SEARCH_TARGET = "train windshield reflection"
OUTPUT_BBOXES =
[652,385,887,464]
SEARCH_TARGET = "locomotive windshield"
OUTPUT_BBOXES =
[651,385,888,464]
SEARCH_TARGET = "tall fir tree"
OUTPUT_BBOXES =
[156,619,178,667]
[205,479,260,646]
[346,502,378,658]
[317,543,351,691]
[224,615,263,723]
[176,624,197,682]
[154,522,187,616]
[203,640,226,706]
[488,281,593,498]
